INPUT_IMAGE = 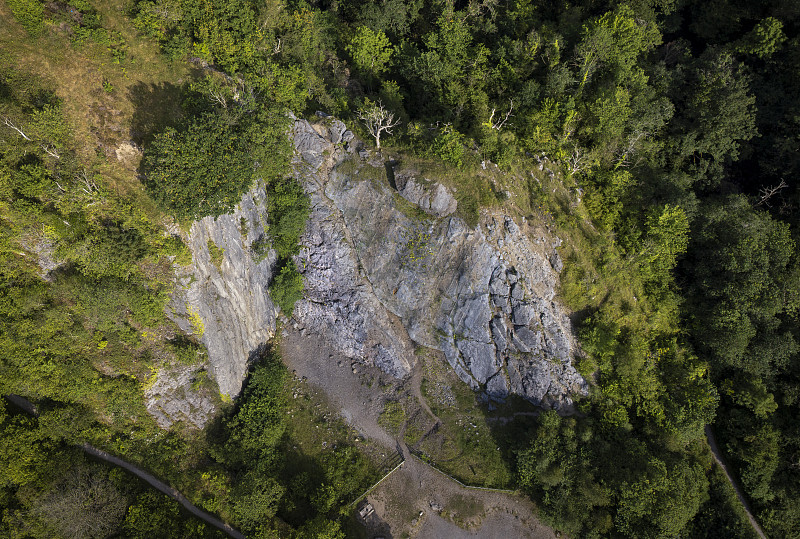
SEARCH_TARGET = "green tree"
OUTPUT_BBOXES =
[346,26,394,79]
[518,412,611,536]
[267,176,310,259]
[232,469,285,534]
[617,456,708,538]
[685,196,797,376]
[734,18,787,59]
[224,356,287,463]
[142,113,258,220]
[638,204,689,292]
[410,11,488,116]
[292,516,345,539]
[668,51,757,186]
[573,5,661,92]
[181,0,259,72]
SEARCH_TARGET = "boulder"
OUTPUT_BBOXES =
[394,173,457,217]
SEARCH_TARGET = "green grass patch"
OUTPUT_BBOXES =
[402,410,430,446]
[415,350,513,489]
[378,400,406,435]
[443,494,486,529]
[206,239,224,270]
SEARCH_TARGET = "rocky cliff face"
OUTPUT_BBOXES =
[291,118,587,410]
[168,186,280,398]
[166,115,586,417]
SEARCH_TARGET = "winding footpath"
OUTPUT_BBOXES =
[4,395,244,539]
[705,426,767,539]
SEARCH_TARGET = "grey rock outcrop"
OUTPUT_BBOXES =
[290,118,587,410]
[165,115,585,414]
[168,185,280,397]
[394,173,457,217]
[291,120,414,378]
[145,364,218,429]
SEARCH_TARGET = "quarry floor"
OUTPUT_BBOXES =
[281,325,556,539]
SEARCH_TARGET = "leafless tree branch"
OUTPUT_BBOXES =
[488,99,514,130]
[567,144,591,177]
[357,101,400,150]
[2,116,31,141]
[41,144,61,159]
[756,179,788,207]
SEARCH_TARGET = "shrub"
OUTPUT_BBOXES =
[207,239,224,270]
[269,264,304,315]
[431,125,466,168]
[267,177,310,259]
[7,0,44,35]
[141,113,256,221]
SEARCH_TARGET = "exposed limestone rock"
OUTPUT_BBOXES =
[394,173,457,217]
[27,235,61,280]
[167,115,586,412]
[290,118,587,410]
[168,185,280,398]
[145,364,218,429]
[291,119,414,378]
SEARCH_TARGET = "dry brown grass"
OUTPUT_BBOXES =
[1,0,191,203]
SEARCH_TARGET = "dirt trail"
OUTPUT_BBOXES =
[409,361,437,419]
[280,327,556,539]
[705,426,768,539]
[4,394,245,539]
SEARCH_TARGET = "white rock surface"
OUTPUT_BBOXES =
[168,185,280,398]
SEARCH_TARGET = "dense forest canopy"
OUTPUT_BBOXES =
[1,0,799,536]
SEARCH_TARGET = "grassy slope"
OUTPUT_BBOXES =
[0,0,186,200]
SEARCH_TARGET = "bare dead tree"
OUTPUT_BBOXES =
[151,2,181,23]
[33,465,127,539]
[357,101,400,150]
[488,99,514,130]
[207,86,229,109]
[466,0,499,19]
[41,144,61,159]
[756,179,788,207]
[2,116,32,141]
[78,169,100,196]
[566,144,591,177]
[614,130,648,168]
[232,79,258,112]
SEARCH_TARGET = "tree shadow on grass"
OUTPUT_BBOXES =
[127,80,186,146]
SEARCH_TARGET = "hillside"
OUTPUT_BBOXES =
[2,0,799,538]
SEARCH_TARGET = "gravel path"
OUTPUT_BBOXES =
[281,325,396,449]
[418,510,549,539]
